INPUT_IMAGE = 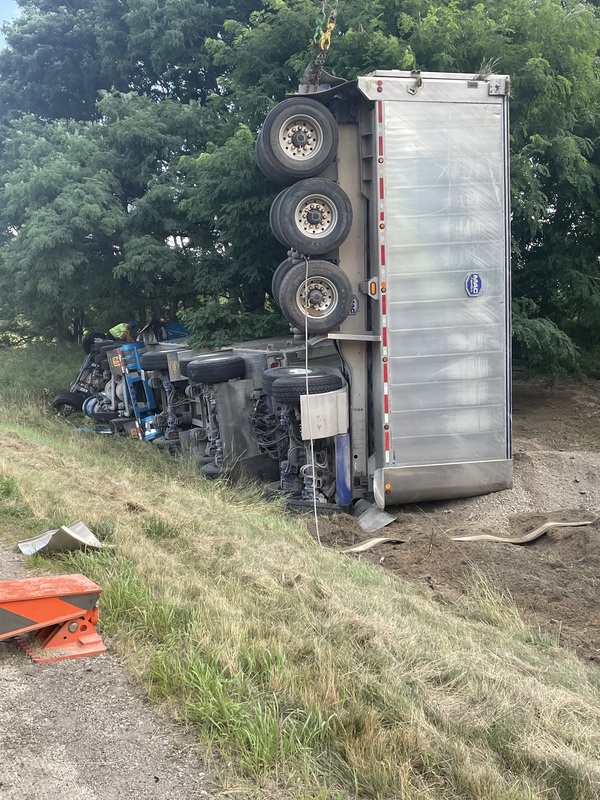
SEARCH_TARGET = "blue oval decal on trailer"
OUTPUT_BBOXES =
[465,273,483,297]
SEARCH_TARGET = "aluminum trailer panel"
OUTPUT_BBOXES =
[358,73,512,506]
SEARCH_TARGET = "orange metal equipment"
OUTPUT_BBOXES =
[0,573,107,663]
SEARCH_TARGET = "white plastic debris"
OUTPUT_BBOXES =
[17,521,106,556]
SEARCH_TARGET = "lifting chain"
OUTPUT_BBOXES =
[314,0,338,56]
[305,0,339,90]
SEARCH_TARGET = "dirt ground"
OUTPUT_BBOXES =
[316,378,600,665]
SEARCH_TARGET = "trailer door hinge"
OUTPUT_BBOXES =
[488,76,509,96]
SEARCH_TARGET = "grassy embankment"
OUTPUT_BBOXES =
[0,343,599,800]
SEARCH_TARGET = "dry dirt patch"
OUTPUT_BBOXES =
[314,379,600,665]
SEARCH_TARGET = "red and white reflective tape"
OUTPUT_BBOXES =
[377,99,391,464]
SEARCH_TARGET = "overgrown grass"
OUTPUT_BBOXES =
[0,344,599,799]
[0,341,82,405]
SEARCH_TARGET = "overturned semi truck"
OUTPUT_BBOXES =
[63,71,512,511]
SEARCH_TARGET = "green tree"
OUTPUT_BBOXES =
[0,92,217,338]
[179,125,288,346]
[96,91,214,323]
[0,116,126,339]
[0,0,125,122]
[0,0,271,339]
[1,0,600,371]
[0,0,263,123]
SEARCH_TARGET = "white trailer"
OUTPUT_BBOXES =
[251,70,512,509]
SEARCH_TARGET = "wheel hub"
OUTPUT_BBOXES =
[291,130,308,147]
[296,195,337,238]
[280,117,323,160]
[285,125,315,157]
[298,278,338,318]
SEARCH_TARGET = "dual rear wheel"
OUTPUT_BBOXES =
[258,99,354,335]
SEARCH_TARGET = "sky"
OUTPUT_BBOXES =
[0,0,19,46]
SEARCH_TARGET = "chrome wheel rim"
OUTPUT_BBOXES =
[296,277,339,319]
[278,115,324,161]
[294,193,338,239]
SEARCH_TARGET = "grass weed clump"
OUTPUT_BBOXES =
[462,565,524,628]
[0,470,33,528]
[0,344,599,799]
[0,474,19,498]
[142,516,181,540]
[0,342,82,405]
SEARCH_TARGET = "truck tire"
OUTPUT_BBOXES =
[90,339,115,354]
[52,391,86,416]
[263,366,312,396]
[285,496,341,515]
[271,372,343,404]
[278,260,353,334]
[140,350,173,371]
[97,341,125,361]
[256,131,285,184]
[262,366,338,396]
[271,258,295,304]
[256,98,338,183]
[179,355,196,378]
[187,354,245,384]
[269,189,290,247]
[82,332,108,354]
[151,436,180,453]
[275,179,353,255]
[202,462,227,480]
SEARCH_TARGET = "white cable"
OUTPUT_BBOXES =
[303,256,321,546]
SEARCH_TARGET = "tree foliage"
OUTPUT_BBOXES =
[0,0,598,372]
[0,116,125,338]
